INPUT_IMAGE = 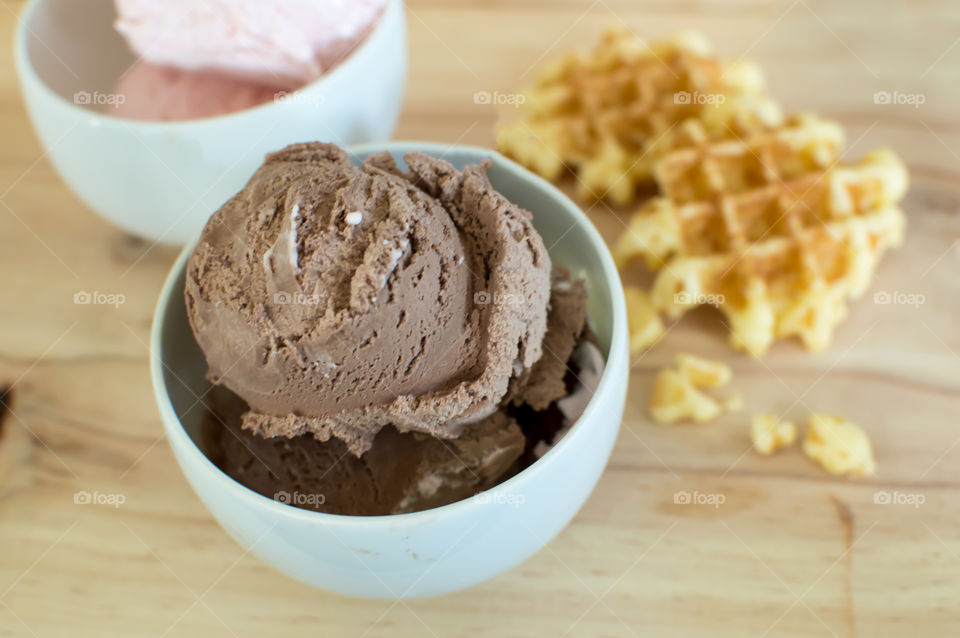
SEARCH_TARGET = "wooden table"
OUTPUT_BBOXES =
[2,1,959,635]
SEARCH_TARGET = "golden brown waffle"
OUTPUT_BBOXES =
[803,413,876,477]
[496,29,782,204]
[750,414,798,455]
[613,114,847,269]
[624,285,664,353]
[649,353,741,424]
[614,116,908,355]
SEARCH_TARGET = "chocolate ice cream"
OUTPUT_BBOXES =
[187,143,604,515]
[206,278,602,515]
[211,387,526,515]
[186,143,550,455]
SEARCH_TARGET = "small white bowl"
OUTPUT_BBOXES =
[14,0,407,245]
[151,143,629,599]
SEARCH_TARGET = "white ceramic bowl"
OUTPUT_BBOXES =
[14,0,406,245]
[151,143,629,599]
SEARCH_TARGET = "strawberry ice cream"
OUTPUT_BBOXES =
[113,0,388,88]
[112,62,282,121]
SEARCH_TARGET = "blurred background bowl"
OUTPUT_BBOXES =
[151,142,629,599]
[14,0,407,245]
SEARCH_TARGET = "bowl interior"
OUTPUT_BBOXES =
[20,0,132,106]
[157,144,620,477]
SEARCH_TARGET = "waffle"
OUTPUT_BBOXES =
[624,285,665,353]
[649,353,741,424]
[615,119,908,355]
[750,414,798,455]
[613,114,847,269]
[803,413,876,477]
[496,29,782,204]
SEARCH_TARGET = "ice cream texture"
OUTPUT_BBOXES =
[111,62,282,121]
[207,286,603,515]
[186,143,553,455]
[211,387,527,516]
[113,0,388,88]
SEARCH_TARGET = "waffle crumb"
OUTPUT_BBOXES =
[675,353,731,388]
[624,286,665,353]
[750,413,797,455]
[649,354,737,424]
[802,413,876,477]
[724,394,744,412]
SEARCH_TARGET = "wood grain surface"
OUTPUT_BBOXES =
[1,0,959,636]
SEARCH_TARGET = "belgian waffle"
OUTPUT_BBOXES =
[496,29,781,204]
[614,120,908,355]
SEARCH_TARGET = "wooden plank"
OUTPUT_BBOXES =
[0,0,958,635]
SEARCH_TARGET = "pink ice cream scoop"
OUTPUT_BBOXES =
[110,61,282,121]
[113,0,388,88]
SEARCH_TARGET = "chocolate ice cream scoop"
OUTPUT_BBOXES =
[207,272,598,516]
[215,399,526,517]
[186,143,551,454]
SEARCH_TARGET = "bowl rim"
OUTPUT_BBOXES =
[150,141,628,525]
[13,0,403,128]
